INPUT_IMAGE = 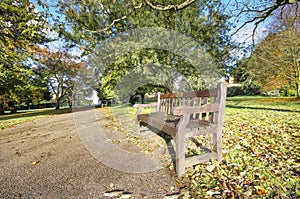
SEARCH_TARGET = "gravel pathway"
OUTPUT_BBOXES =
[0,109,180,198]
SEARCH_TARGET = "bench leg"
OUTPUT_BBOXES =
[213,131,222,161]
[136,120,140,134]
[175,131,185,177]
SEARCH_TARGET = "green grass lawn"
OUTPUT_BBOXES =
[106,96,300,198]
[0,108,71,129]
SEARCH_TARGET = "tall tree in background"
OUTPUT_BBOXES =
[33,0,300,102]
[0,0,49,113]
[44,0,300,45]
[54,0,233,100]
[246,4,300,98]
[35,47,83,109]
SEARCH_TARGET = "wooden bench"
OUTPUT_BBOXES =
[133,82,227,176]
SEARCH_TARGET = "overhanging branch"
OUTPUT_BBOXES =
[232,0,300,45]
[143,0,197,11]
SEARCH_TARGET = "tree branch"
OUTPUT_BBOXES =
[82,3,143,34]
[232,0,300,45]
[143,0,197,11]
[85,0,198,34]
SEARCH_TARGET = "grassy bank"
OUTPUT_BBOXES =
[0,108,71,130]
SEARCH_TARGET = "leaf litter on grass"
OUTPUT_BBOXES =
[182,98,300,198]
[99,98,300,198]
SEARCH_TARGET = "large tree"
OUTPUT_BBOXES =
[43,0,300,44]
[247,30,300,98]
[0,0,50,113]
[39,0,300,101]
[0,62,51,112]
[244,4,300,98]
[34,47,83,109]
[55,0,232,64]
[53,0,233,102]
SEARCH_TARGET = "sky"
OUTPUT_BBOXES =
[221,0,270,43]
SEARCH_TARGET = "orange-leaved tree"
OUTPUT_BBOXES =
[34,46,83,109]
[247,5,300,98]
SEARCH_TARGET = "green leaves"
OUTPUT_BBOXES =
[56,0,233,72]
[0,0,50,112]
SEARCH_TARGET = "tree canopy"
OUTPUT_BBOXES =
[54,0,233,101]
[232,3,300,98]
[0,0,49,65]
[34,46,83,109]
[0,0,50,113]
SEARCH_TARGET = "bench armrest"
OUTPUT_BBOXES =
[133,102,158,115]
[172,104,220,116]
[133,103,157,109]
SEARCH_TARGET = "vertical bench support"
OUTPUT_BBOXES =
[175,114,190,177]
[157,92,161,112]
[213,82,227,161]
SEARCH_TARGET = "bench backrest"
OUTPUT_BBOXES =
[157,82,227,123]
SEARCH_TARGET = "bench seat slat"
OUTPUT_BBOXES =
[185,152,218,167]
[137,113,217,138]
[137,113,178,136]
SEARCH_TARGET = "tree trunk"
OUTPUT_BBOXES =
[141,94,145,104]
[56,98,60,110]
[26,102,30,110]
[0,104,4,115]
[11,107,17,113]
[296,82,300,99]
[68,100,72,108]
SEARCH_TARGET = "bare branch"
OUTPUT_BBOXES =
[82,0,198,34]
[232,0,300,45]
[143,0,197,11]
[231,16,257,36]
[83,3,143,34]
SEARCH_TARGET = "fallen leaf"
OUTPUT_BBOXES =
[254,185,266,195]
[206,165,215,172]
[119,192,132,199]
[206,190,220,196]
[13,151,21,156]
[103,190,123,197]
[194,165,201,172]
[163,193,181,199]
[191,179,198,186]
[31,161,40,165]
[170,186,175,192]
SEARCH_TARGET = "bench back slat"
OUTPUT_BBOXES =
[157,83,226,123]
[160,88,218,99]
